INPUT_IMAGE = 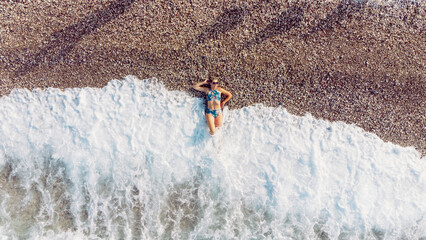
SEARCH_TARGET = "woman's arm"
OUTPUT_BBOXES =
[219,88,232,108]
[192,80,209,93]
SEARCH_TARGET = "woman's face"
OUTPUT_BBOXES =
[210,79,219,88]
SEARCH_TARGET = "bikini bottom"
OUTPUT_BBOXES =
[205,108,222,118]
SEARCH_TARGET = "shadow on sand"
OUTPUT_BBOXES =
[13,0,136,78]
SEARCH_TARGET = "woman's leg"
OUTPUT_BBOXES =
[205,113,216,135]
[215,112,223,128]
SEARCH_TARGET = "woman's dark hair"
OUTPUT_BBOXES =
[208,73,219,83]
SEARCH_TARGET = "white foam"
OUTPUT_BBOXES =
[0,76,424,239]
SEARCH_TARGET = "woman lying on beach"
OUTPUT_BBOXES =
[193,75,232,135]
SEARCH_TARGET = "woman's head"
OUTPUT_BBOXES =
[208,74,219,88]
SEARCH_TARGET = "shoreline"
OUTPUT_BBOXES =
[0,0,424,155]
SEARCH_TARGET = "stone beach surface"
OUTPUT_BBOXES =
[0,0,424,155]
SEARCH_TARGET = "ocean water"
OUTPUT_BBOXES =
[0,76,424,239]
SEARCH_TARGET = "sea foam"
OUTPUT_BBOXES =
[0,76,424,239]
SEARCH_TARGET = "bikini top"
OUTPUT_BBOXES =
[207,89,221,101]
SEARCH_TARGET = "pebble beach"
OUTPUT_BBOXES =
[0,0,425,155]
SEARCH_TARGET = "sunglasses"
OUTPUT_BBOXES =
[211,81,219,84]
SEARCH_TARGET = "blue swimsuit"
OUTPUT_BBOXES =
[207,89,221,102]
[206,89,222,118]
